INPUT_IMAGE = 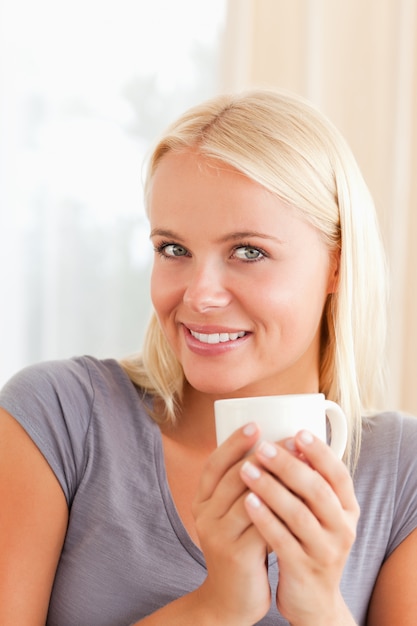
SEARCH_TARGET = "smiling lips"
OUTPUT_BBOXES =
[189,329,247,344]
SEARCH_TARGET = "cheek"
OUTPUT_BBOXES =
[150,265,182,317]
[262,272,328,334]
[150,266,168,313]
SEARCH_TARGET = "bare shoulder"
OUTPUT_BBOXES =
[0,408,68,625]
[367,527,417,625]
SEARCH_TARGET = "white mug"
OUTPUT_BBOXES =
[214,393,348,459]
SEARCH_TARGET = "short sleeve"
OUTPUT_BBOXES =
[0,358,95,504]
[387,414,417,555]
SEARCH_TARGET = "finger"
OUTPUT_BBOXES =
[217,492,261,543]
[243,490,304,560]
[240,458,355,566]
[243,486,352,581]
[291,431,359,516]
[240,459,322,549]
[251,443,353,533]
[258,436,357,517]
[241,442,359,565]
[195,422,260,503]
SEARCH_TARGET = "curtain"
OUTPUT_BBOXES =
[222,0,417,414]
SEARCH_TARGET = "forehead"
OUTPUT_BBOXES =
[148,149,275,216]
[148,150,327,253]
[151,149,247,188]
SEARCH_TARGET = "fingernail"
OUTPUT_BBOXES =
[285,437,297,452]
[243,422,257,436]
[246,492,262,509]
[299,430,314,445]
[258,441,277,458]
[242,461,261,480]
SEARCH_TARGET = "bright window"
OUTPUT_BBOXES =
[0,0,227,385]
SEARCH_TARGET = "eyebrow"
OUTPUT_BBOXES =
[150,228,181,240]
[218,231,286,244]
[150,228,285,244]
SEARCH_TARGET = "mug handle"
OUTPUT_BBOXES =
[324,400,348,459]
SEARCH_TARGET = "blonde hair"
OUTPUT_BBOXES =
[120,89,387,471]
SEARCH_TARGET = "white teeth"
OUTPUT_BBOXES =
[190,330,246,344]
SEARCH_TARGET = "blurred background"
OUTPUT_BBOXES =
[1,0,416,415]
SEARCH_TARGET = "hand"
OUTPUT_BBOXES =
[192,424,271,625]
[239,431,360,626]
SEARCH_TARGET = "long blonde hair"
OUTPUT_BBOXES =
[120,89,387,471]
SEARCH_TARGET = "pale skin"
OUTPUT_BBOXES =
[1,149,417,624]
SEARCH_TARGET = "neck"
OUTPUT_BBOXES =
[160,384,218,452]
[160,368,321,450]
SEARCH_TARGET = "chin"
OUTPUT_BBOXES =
[189,381,237,397]
[185,373,255,398]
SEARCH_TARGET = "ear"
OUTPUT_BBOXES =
[327,249,340,294]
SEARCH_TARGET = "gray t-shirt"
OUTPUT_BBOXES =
[1,356,417,625]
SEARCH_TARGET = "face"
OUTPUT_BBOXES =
[149,150,337,399]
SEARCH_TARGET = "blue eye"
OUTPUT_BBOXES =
[234,246,265,261]
[156,243,188,257]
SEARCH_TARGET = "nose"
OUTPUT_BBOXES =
[183,260,232,313]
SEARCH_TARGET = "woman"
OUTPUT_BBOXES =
[1,89,416,625]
